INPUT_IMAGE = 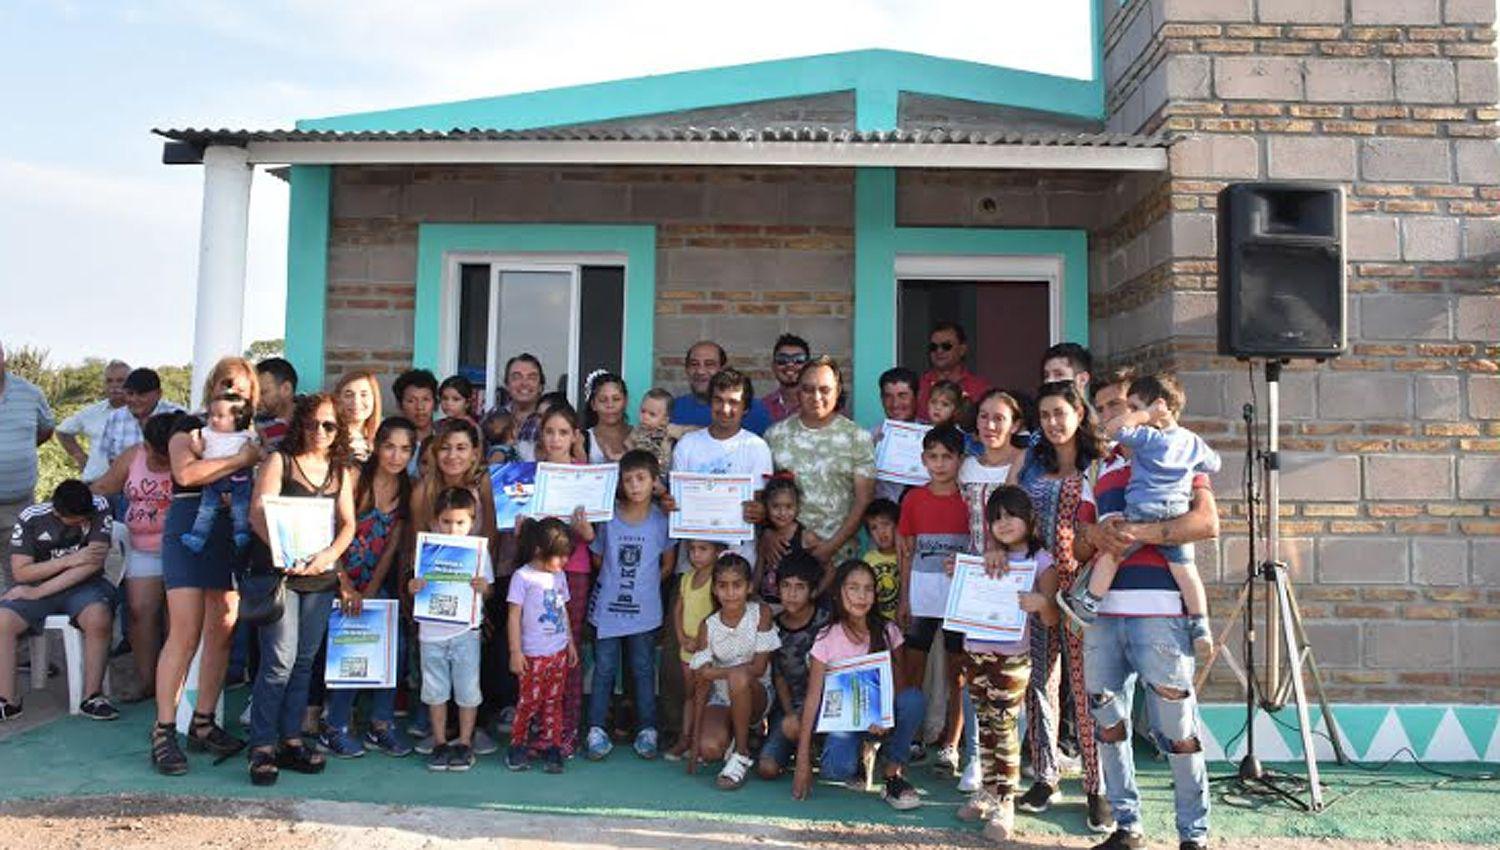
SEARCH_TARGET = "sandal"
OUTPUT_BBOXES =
[188,711,246,758]
[249,747,279,786]
[277,741,326,774]
[151,722,188,776]
[0,697,21,722]
[716,751,754,790]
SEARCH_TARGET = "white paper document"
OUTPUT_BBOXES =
[668,472,756,543]
[943,554,1036,643]
[527,462,619,522]
[874,420,932,485]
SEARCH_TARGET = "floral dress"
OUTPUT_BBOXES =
[345,505,399,594]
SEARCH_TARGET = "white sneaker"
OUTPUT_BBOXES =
[933,744,961,775]
[958,757,984,792]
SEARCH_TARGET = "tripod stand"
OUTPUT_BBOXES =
[1198,360,1345,812]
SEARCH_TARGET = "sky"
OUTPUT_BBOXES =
[0,0,1094,368]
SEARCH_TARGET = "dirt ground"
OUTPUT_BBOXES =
[0,795,1472,850]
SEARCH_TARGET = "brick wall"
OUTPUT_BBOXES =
[1100,0,1500,702]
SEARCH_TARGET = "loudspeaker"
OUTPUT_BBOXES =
[1217,182,1346,359]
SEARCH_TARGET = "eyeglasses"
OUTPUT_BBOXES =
[310,420,339,434]
[928,341,955,353]
[774,353,809,366]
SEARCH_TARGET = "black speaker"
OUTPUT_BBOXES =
[1217,182,1346,359]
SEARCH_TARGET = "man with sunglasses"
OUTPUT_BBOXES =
[916,322,989,418]
[761,334,810,425]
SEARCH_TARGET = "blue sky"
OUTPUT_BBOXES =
[1,0,1093,368]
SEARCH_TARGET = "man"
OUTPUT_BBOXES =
[873,366,920,504]
[98,368,182,466]
[253,357,298,450]
[671,368,774,566]
[1042,342,1093,397]
[498,354,544,461]
[1074,371,1217,850]
[0,479,118,721]
[55,360,130,484]
[0,342,55,565]
[916,322,989,416]
[760,334,810,425]
[671,341,772,436]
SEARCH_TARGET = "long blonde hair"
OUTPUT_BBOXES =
[202,357,260,413]
[334,371,383,446]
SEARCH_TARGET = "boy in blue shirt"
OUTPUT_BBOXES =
[585,449,677,760]
[1065,373,1220,650]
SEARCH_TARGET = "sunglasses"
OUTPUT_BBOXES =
[928,341,955,353]
[774,353,809,366]
[309,420,340,434]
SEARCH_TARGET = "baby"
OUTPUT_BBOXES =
[624,388,693,478]
[182,393,258,553]
[482,410,519,465]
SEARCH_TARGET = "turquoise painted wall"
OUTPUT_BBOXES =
[284,165,331,389]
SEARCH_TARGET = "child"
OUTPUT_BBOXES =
[585,450,677,761]
[686,553,780,790]
[896,424,971,777]
[928,380,983,458]
[951,485,1059,843]
[626,388,692,477]
[754,476,825,605]
[407,487,494,772]
[757,552,828,780]
[438,375,476,424]
[482,410,519,465]
[181,393,258,552]
[1065,373,1220,650]
[791,559,926,810]
[506,516,579,773]
[665,538,724,761]
[860,498,902,623]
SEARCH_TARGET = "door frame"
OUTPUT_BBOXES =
[893,254,1065,354]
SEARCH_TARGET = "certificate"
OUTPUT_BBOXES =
[412,533,484,627]
[262,496,334,570]
[668,472,755,543]
[943,554,1036,643]
[324,599,398,689]
[489,461,537,531]
[816,650,895,733]
[527,462,618,523]
[874,420,932,486]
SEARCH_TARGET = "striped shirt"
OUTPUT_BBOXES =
[98,400,183,465]
[0,374,54,502]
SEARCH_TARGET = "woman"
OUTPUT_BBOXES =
[582,371,629,463]
[763,356,875,564]
[410,417,497,540]
[1005,380,1107,827]
[151,357,262,776]
[962,390,1028,555]
[92,410,180,702]
[335,371,382,463]
[245,392,358,785]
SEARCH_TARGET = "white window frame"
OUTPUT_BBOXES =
[439,252,629,408]
[893,253,1064,348]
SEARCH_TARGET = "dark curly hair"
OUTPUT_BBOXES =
[279,392,353,468]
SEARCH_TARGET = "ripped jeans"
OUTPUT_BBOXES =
[1083,616,1210,843]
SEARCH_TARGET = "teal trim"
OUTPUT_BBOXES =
[284,165,331,390]
[414,224,657,401]
[852,168,897,429]
[298,47,1103,134]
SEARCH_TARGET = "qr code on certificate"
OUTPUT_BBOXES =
[431,594,459,618]
[339,657,368,679]
[822,689,843,717]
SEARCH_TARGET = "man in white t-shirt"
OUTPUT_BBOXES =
[670,368,773,567]
[55,361,130,484]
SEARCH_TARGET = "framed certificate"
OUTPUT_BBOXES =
[943,554,1036,643]
[816,650,895,733]
[324,599,398,689]
[668,472,755,543]
[262,496,334,570]
[874,420,932,486]
[527,462,618,523]
[412,532,485,627]
[489,461,537,531]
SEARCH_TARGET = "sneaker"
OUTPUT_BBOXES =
[881,774,921,810]
[318,727,366,758]
[544,746,564,774]
[1017,781,1060,813]
[908,741,927,763]
[585,726,614,761]
[447,743,476,772]
[1055,587,1093,632]
[1179,841,1208,850]
[414,734,436,755]
[633,728,659,760]
[79,693,119,721]
[472,728,498,756]
[363,725,413,758]
[407,716,432,740]
[1087,792,1117,834]
[957,757,983,792]
[933,744,960,776]
[497,706,516,733]
[427,742,451,771]
[506,745,531,772]
[957,791,1000,823]
[1090,828,1145,850]
[0,697,23,722]
[981,797,1016,844]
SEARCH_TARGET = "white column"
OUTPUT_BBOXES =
[190,145,253,409]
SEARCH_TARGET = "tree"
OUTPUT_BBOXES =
[244,338,284,361]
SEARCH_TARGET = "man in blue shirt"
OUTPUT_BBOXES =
[670,341,771,436]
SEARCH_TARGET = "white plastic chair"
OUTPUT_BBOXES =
[30,615,111,715]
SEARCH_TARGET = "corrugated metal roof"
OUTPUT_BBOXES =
[153,125,1168,148]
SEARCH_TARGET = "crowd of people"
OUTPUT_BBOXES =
[0,327,1220,850]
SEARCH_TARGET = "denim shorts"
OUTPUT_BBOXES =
[760,706,798,767]
[0,576,115,633]
[161,497,237,591]
[420,630,482,707]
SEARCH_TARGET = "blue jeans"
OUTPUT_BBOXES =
[1084,616,1210,842]
[819,687,926,780]
[250,587,335,747]
[587,629,657,732]
[190,473,252,547]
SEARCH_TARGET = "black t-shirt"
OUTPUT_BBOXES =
[7,498,112,585]
[773,607,828,714]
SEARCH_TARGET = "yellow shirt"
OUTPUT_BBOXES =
[863,548,901,623]
[678,568,716,663]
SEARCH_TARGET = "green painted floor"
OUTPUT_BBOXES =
[1,693,1496,844]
